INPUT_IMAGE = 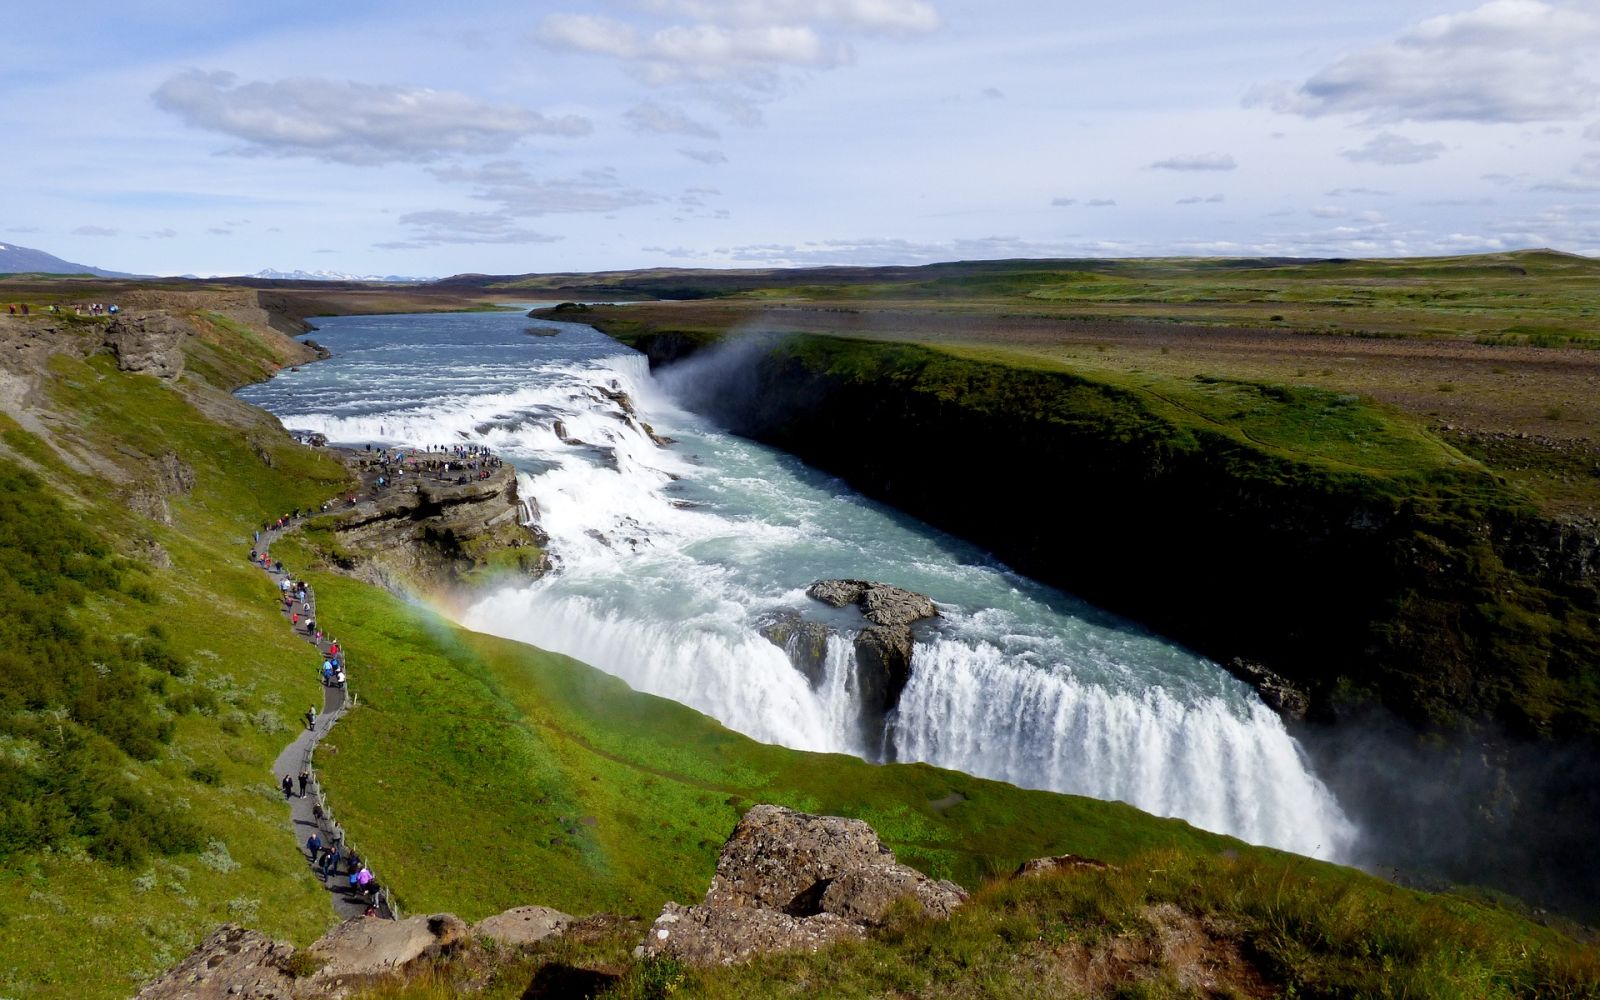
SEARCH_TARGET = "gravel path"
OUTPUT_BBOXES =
[256,510,389,921]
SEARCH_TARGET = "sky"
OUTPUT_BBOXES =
[4,0,1598,277]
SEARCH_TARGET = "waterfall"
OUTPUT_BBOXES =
[891,638,1351,858]
[245,312,1358,862]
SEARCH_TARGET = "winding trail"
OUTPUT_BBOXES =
[255,504,392,921]
[248,449,495,920]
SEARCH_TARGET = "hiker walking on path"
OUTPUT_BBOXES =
[281,774,293,799]
[305,706,317,731]
[298,768,310,796]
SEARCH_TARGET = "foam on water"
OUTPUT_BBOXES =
[241,310,1357,861]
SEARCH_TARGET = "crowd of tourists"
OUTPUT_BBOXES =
[359,442,504,491]
[6,302,119,316]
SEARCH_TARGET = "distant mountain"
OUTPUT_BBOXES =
[0,242,135,278]
[251,268,436,284]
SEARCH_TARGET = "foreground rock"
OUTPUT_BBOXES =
[639,804,966,966]
[134,925,295,1000]
[1013,854,1117,879]
[139,905,574,999]
[470,905,574,948]
[297,913,468,989]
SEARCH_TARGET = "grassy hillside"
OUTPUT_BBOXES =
[358,855,1599,999]
[0,312,353,998]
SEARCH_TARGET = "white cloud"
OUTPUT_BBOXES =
[1342,132,1446,165]
[624,101,720,138]
[73,225,119,237]
[535,0,938,87]
[1585,121,1600,140]
[1086,198,1117,207]
[1251,0,1600,123]
[388,209,565,246]
[639,0,940,35]
[537,14,844,84]
[678,148,729,164]
[429,162,660,215]
[1050,197,1076,206]
[152,70,591,165]
[1177,194,1227,204]
[1151,152,1237,171]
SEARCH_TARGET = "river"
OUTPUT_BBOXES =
[239,308,1356,861]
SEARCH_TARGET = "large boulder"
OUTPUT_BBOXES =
[134,925,295,1000]
[299,913,468,986]
[104,311,188,378]
[639,804,966,966]
[642,903,863,967]
[470,905,573,948]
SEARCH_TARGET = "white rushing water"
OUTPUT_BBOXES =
[242,310,1357,861]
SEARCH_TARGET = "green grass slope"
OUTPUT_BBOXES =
[0,318,353,998]
[274,559,1599,999]
[275,561,1225,920]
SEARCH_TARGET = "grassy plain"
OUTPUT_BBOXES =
[571,250,1600,517]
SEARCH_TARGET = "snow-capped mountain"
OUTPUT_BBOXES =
[250,268,435,284]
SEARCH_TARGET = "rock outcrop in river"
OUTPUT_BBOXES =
[760,580,939,750]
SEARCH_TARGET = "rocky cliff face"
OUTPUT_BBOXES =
[104,312,190,378]
[317,462,547,599]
